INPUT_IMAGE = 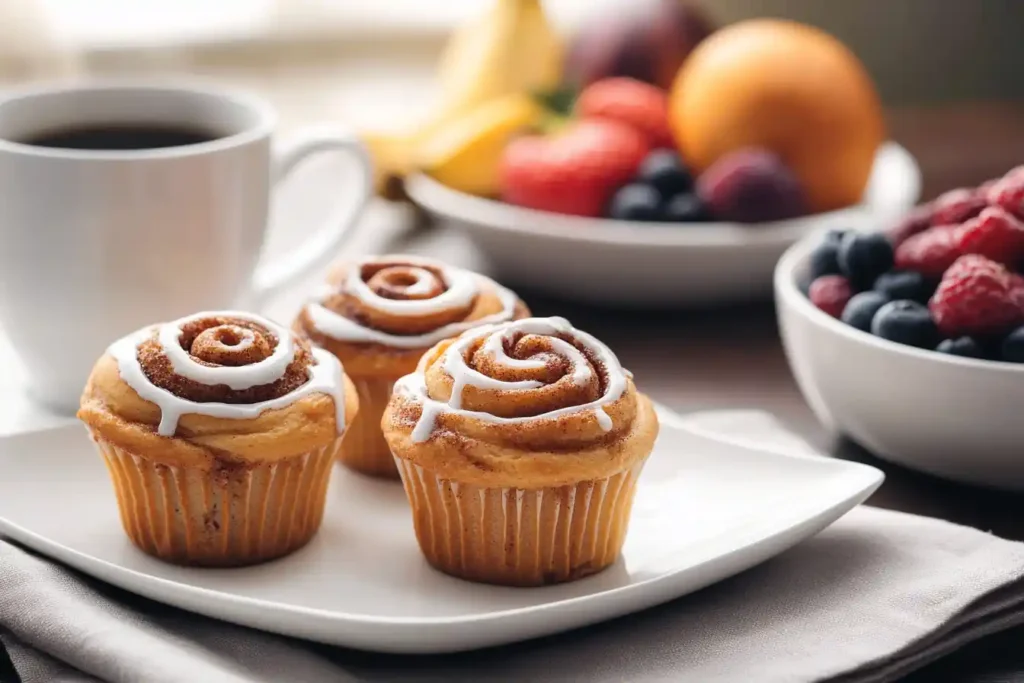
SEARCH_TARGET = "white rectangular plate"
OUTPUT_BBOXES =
[0,408,882,654]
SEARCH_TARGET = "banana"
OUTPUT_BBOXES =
[434,0,562,122]
[363,0,563,198]
[418,93,543,197]
[362,130,420,201]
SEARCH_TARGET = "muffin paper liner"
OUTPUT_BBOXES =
[91,434,340,567]
[394,458,644,586]
[337,376,400,479]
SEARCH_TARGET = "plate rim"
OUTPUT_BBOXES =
[0,408,884,635]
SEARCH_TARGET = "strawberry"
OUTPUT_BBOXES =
[499,119,650,217]
[894,225,962,278]
[575,77,675,149]
[930,187,987,225]
[888,204,933,247]
[986,171,1024,220]
[955,206,1024,266]
[929,255,1024,337]
[808,275,853,318]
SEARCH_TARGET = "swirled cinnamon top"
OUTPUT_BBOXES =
[99,312,345,438]
[383,317,659,487]
[294,255,529,378]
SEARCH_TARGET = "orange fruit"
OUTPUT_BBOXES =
[669,19,884,213]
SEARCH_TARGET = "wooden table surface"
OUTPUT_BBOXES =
[385,102,1024,682]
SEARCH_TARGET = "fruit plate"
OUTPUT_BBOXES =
[405,142,920,307]
[0,406,882,654]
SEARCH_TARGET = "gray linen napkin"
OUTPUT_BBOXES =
[3,411,1024,683]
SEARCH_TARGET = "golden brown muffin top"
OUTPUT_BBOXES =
[78,312,358,470]
[294,255,529,380]
[382,317,658,488]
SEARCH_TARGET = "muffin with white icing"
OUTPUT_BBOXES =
[382,317,659,586]
[77,311,358,567]
[293,255,529,479]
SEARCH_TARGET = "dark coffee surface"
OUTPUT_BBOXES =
[18,124,217,150]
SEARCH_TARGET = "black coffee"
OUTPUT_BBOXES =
[20,124,218,151]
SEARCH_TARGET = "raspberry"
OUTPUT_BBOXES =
[894,225,961,278]
[888,205,932,247]
[956,206,1024,267]
[978,179,999,197]
[930,188,987,225]
[929,255,1024,337]
[986,173,1024,220]
[1004,165,1024,181]
[808,275,853,318]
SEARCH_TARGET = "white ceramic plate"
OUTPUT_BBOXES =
[0,408,882,654]
[406,142,921,307]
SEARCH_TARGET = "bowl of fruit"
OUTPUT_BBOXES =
[384,4,920,305]
[775,166,1024,489]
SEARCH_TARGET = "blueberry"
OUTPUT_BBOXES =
[874,270,934,303]
[937,337,985,358]
[838,232,894,289]
[607,184,661,221]
[841,291,890,332]
[871,300,938,348]
[661,193,711,222]
[636,150,693,198]
[1000,326,1024,363]
[809,240,841,279]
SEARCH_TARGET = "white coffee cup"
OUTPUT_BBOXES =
[0,82,372,413]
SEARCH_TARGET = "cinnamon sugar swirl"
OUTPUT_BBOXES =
[78,311,358,567]
[382,317,658,586]
[294,255,529,479]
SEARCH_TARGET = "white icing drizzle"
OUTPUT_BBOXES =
[108,311,346,437]
[159,311,296,390]
[442,329,595,411]
[411,400,446,444]
[303,255,520,349]
[477,331,593,387]
[399,267,436,297]
[395,317,629,443]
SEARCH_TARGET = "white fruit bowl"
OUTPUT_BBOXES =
[406,142,920,307]
[775,232,1024,490]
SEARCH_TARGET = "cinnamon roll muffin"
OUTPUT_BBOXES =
[382,317,658,586]
[294,255,529,479]
[78,311,357,567]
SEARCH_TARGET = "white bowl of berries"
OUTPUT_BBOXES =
[408,141,919,306]
[403,71,919,307]
[775,166,1024,489]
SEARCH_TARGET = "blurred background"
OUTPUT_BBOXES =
[3,0,1022,199]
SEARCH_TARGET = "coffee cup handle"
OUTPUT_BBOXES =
[250,127,373,307]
